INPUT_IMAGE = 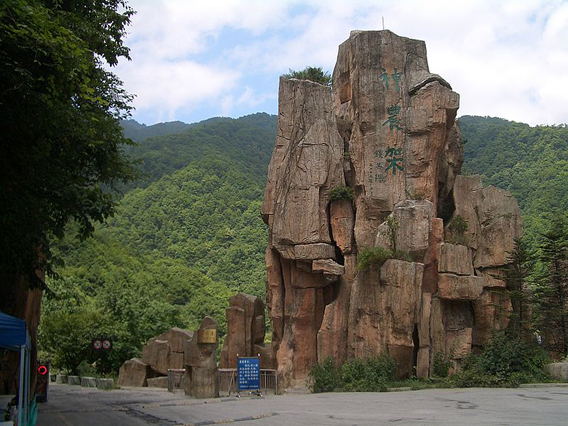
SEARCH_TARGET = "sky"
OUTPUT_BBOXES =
[113,0,568,127]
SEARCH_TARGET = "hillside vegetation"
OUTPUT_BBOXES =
[459,116,568,244]
[40,114,568,374]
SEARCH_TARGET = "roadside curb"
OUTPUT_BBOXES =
[518,383,568,388]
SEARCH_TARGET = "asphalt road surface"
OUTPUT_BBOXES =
[37,383,568,425]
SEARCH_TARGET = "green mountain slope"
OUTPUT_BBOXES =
[123,113,277,189]
[459,115,568,244]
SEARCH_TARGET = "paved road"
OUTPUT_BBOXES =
[37,383,568,425]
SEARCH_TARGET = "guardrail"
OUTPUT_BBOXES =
[218,368,278,395]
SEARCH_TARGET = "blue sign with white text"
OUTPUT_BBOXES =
[238,357,260,391]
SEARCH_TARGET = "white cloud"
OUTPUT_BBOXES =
[117,58,237,121]
[117,0,568,125]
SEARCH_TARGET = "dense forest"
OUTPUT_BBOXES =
[39,114,568,374]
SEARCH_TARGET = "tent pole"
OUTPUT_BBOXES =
[25,347,30,425]
[18,345,24,426]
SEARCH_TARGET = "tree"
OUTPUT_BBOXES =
[501,237,534,339]
[533,217,568,356]
[0,0,137,288]
[283,66,331,85]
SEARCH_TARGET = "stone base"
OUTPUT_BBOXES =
[96,378,115,390]
[68,376,80,385]
[147,376,168,388]
[545,363,568,382]
[80,377,97,387]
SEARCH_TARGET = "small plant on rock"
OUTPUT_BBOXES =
[282,66,332,85]
[329,185,354,202]
[356,247,411,271]
[447,215,469,245]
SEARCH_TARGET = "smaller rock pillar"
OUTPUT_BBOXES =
[183,317,219,398]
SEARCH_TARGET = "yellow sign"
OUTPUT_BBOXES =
[198,329,217,344]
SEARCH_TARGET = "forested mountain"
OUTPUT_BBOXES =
[121,112,277,189]
[40,113,567,373]
[40,114,277,372]
[459,116,568,244]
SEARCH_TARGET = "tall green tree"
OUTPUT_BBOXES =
[0,0,137,289]
[502,238,534,339]
[533,217,568,356]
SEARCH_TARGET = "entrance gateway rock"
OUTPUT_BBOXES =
[261,30,522,388]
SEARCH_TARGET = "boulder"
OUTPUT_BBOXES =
[142,339,171,375]
[375,200,434,261]
[149,327,193,353]
[438,273,483,301]
[118,358,155,388]
[293,243,336,261]
[438,243,474,276]
[147,376,168,388]
[312,259,345,276]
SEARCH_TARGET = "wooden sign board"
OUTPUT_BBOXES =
[198,329,217,344]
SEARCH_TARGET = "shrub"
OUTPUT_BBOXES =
[309,357,341,393]
[328,185,353,202]
[432,351,452,378]
[356,247,411,271]
[310,354,396,393]
[452,330,550,387]
[282,66,331,85]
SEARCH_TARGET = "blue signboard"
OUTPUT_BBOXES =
[238,357,260,391]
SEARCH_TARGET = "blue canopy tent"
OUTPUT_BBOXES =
[0,311,31,426]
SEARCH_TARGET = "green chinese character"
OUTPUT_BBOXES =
[380,68,389,89]
[391,68,402,92]
[386,157,404,175]
[383,104,403,131]
[385,147,403,157]
[382,116,402,131]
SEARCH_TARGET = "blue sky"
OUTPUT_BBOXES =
[113,0,568,126]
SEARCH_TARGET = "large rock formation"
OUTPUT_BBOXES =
[262,30,522,387]
[220,293,274,369]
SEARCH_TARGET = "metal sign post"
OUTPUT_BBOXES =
[237,357,261,397]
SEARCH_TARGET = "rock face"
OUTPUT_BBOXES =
[262,30,523,386]
[183,317,219,398]
[220,293,273,369]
